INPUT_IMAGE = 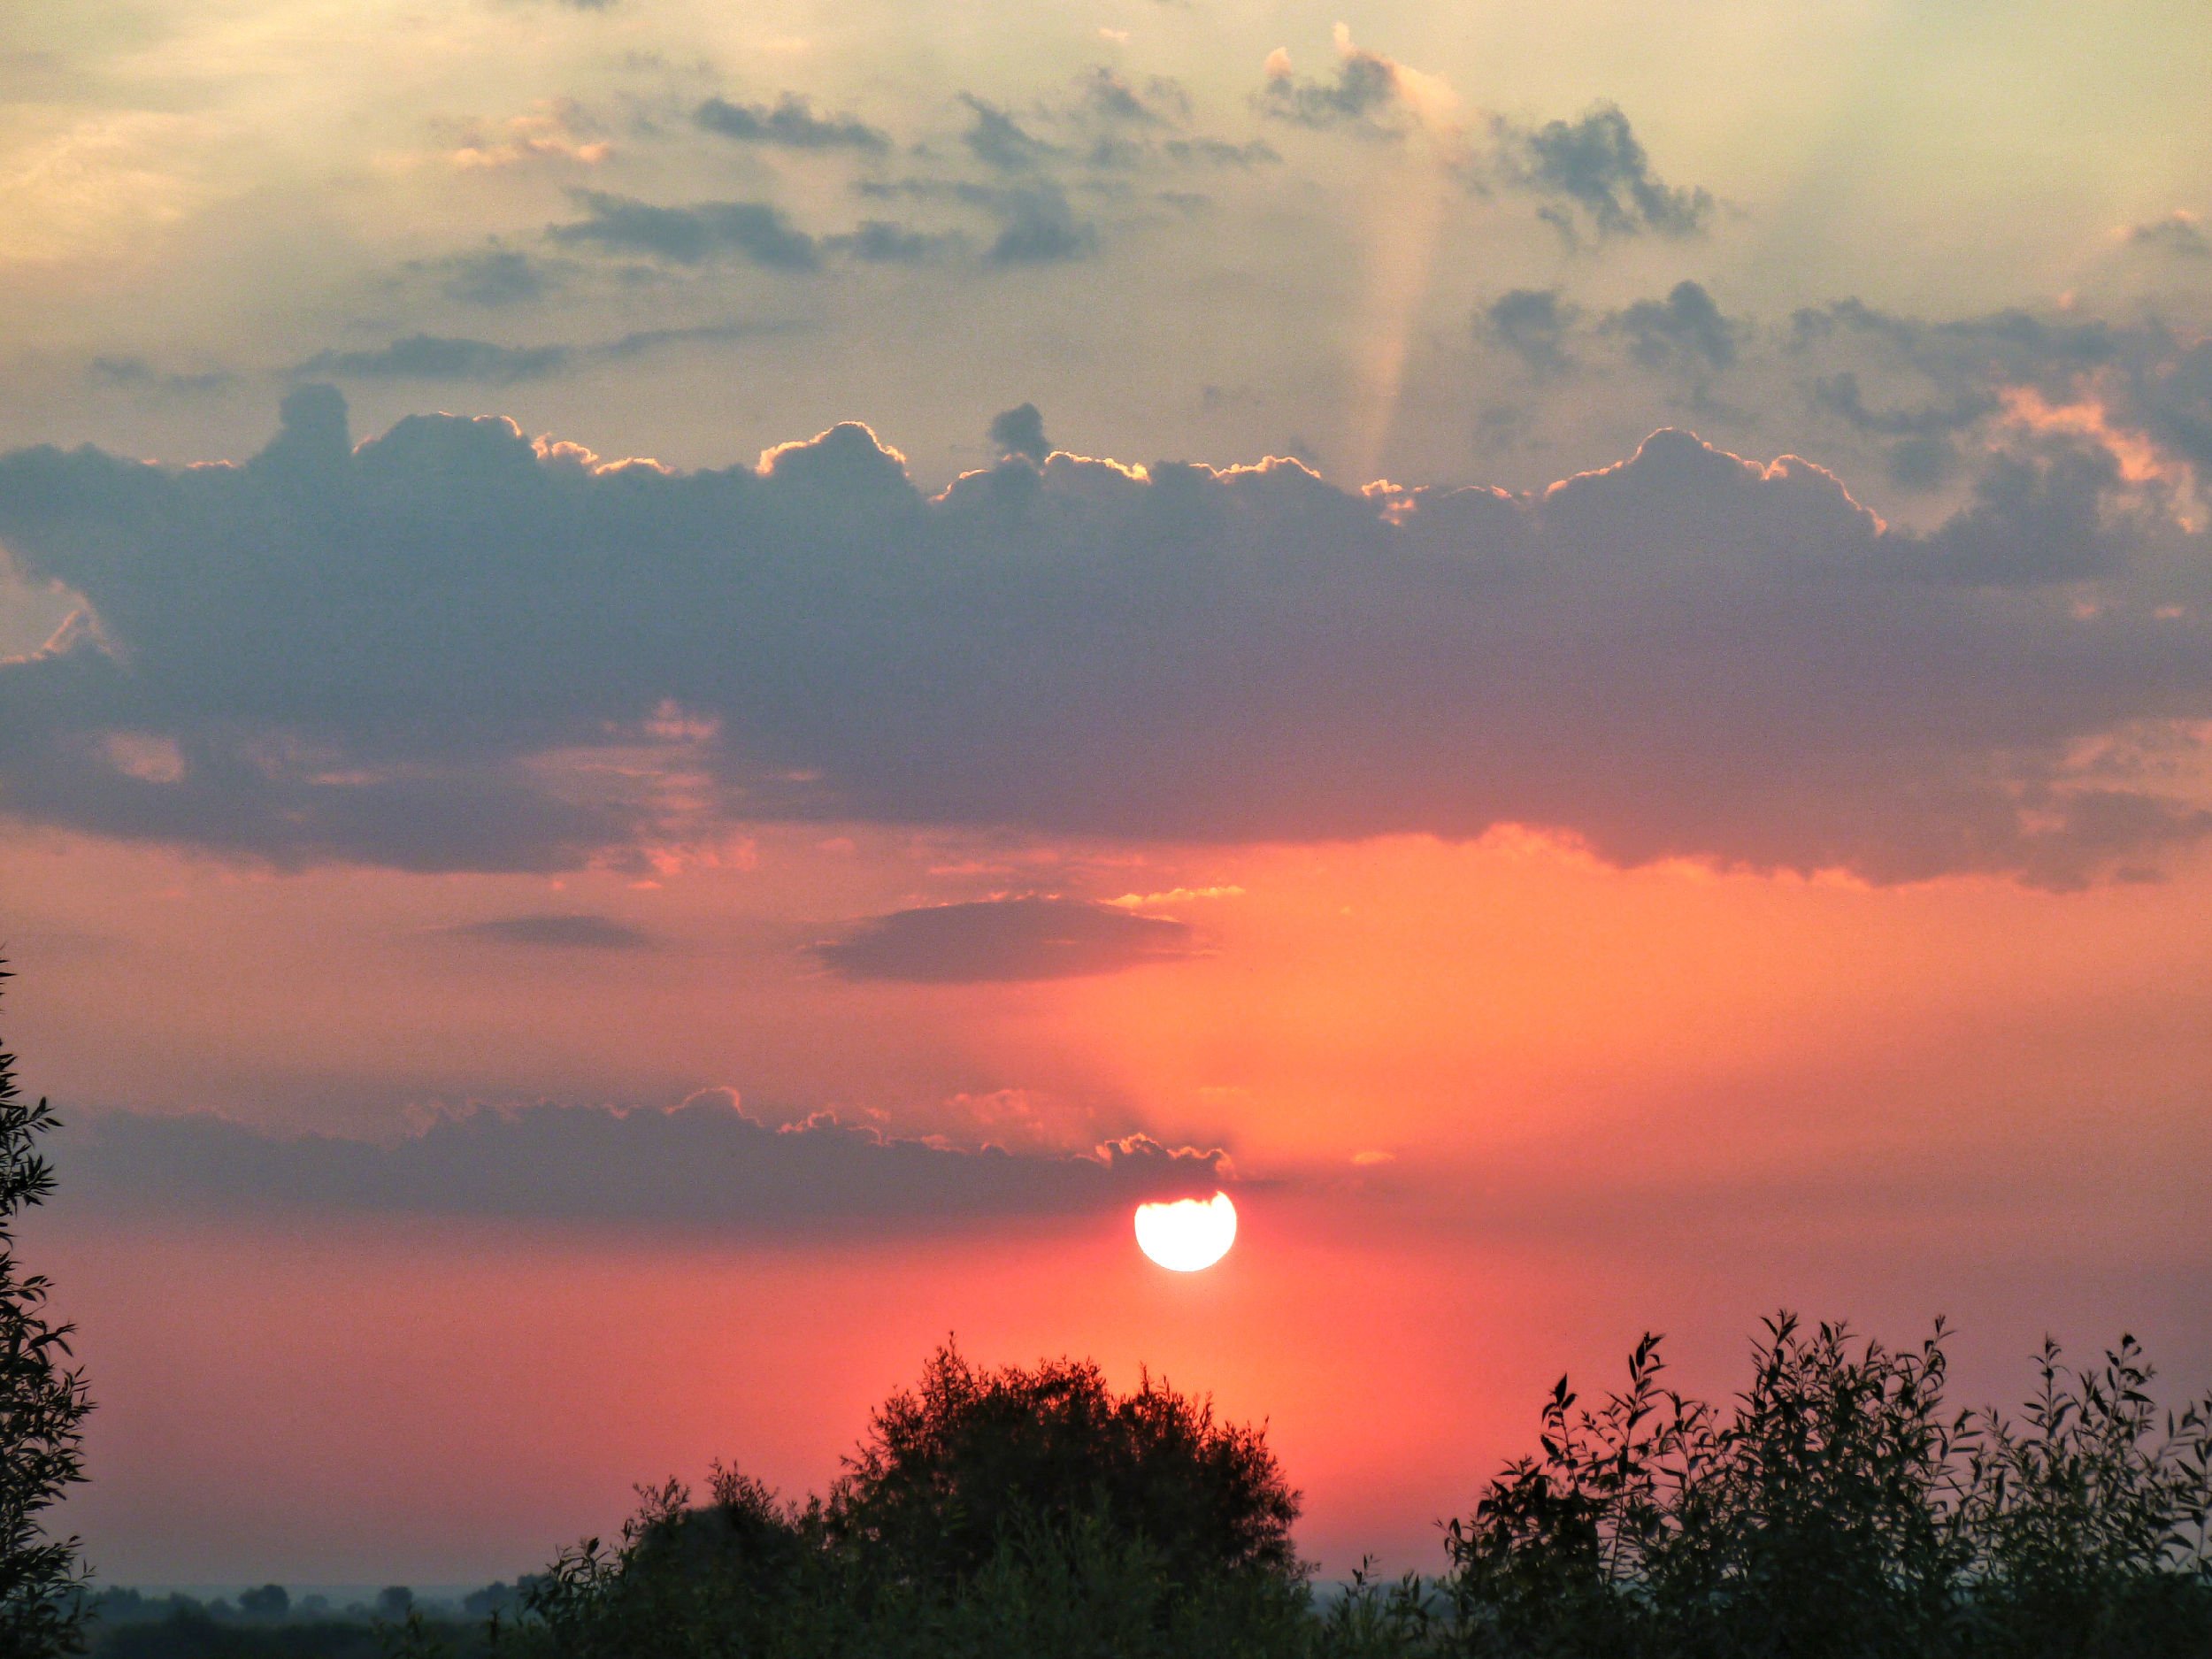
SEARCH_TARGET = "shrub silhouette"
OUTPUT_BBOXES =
[512,1343,1306,1658]
[830,1342,1299,1588]
[0,961,93,1656]
[1445,1315,2212,1659]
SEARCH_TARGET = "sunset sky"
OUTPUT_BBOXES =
[3,0,2210,1589]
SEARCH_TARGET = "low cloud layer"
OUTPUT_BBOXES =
[818,897,1194,984]
[62,1097,1228,1232]
[0,388,2207,885]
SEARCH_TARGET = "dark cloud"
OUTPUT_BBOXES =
[987,403,1050,463]
[1,392,2207,886]
[970,183,1094,265]
[452,913,655,949]
[296,334,572,383]
[425,248,555,307]
[959,95,1057,172]
[695,94,890,153]
[2126,212,2208,259]
[1486,288,1578,376]
[1255,42,1403,133]
[550,191,821,270]
[1614,280,1739,371]
[1497,104,1712,240]
[87,357,238,397]
[62,1097,1230,1233]
[817,897,1193,983]
[1161,137,1280,168]
[822,220,962,264]
[1078,68,1189,127]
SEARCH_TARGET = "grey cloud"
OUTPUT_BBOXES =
[1078,68,1189,127]
[823,220,963,264]
[2127,212,2208,258]
[452,913,655,949]
[88,357,237,397]
[1498,104,1712,240]
[1,392,2208,886]
[969,183,1094,265]
[296,334,572,384]
[62,1099,1229,1233]
[695,93,890,153]
[1161,137,1280,168]
[960,95,1057,172]
[987,403,1049,463]
[817,897,1192,983]
[424,248,556,307]
[550,191,821,270]
[1256,46,1402,133]
[1486,288,1578,376]
[1614,280,1739,371]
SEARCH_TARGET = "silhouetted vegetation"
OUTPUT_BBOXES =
[489,1321,2211,1658]
[0,961,94,1655]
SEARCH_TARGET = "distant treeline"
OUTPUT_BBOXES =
[81,1317,2211,1659]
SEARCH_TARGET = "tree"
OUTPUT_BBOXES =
[829,1341,1302,1589]
[0,960,93,1655]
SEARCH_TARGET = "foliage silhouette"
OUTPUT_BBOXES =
[0,959,94,1656]
[506,1319,2212,1659]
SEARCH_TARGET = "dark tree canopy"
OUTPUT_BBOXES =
[0,961,93,1655]
[829,1342,1301,1588]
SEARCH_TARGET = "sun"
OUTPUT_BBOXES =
[1133,1191,1238,1271]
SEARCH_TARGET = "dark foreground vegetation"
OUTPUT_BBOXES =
[2,968,2208,1657]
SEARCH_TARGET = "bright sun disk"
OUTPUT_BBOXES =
[1133,1191,1238,1271]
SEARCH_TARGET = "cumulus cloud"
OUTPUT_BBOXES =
[420,247,558,307]
[1486,288,1578,376]
[817,896,1194,983]
[1,389,2208,886]
[1494,103,1712,241]
[695,94,889,153]
[960,95,1058,172]
[987,403,1050,463]
[1256,27,1419,135]
[1613,280,1739,371]
[2126,211,2208,259]
[61,1096,1231,1233]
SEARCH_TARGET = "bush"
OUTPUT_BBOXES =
[1444,1315,2212,1659]
[0,961,94,1656]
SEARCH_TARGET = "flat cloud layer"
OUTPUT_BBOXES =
[0,388,2207,885]
[818,897,1194,983]
[62,1096,1229,1232]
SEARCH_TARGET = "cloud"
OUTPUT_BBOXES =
[0,390,2207,886]
[959,94,1057,172]
[823,220,962,265]
[1256,28,1414,134]
[1613,280,1739,371]
[420,248,557,307]
[968,183,1094,265]
[1161,136,1279,168]
[61,1096,1231,1233]
[2126,211,2208,259]
[87,357,237,397]
[695,94,890,153]
[296,334,572,383]
[817,896,1194,983]
[550,192,821,270]
[1486,288,1578,376]
[987,403,1050,463]
[451,913,655,949]
[1495,104,1712,240]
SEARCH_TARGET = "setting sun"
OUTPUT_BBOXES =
[1134,1192,1239,1272]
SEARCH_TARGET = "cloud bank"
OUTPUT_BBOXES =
[62,1096,1229,1233]
[0,388,2207,885]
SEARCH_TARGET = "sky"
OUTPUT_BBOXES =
[3,0,2210,1588]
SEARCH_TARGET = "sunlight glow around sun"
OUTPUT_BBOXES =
[1133,1191,1238,1272]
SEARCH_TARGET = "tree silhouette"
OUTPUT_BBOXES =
[0,961,93,1655]
[829,1341,1300,1588]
